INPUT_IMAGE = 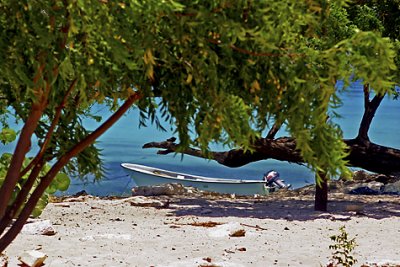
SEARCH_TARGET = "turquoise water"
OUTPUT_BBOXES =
[2,82,400,196]
[66,81,400,196]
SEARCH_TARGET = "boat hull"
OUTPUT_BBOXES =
[121,163,271,196]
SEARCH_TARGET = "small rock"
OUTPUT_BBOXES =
[128,196,168,208]
[79,234,132,241]
[328,180,344,191]
[329,214,351,221]
[317,213,351,221]
[53,203,71,208]
[345,204,364,212]
[285,214,293,221]
[229,229,246,237]
[22,220,56,236]
[296,185,315,195]
[202,257,212,263]
[383,180,400,194]
[0,253,8,267]
[63,195,90,202]
[132,183,188,196]
[366,181,384,191]
[73,190,88,197]
[353,170,369,181]
[374,174,391,184]
[18,250,47,267]
[346,181,383,194]
[208,222,243,238]
[348,186,380,195]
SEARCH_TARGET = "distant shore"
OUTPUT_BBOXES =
[4,188,400,267]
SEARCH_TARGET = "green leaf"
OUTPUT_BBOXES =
[31,194,49,218]
[0,128,17,144]
[52,172,70,191]
[59,57,75,79]
[46,184,57,194]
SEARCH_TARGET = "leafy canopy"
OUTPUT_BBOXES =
[346,0,400,84]
[0,0,397,187]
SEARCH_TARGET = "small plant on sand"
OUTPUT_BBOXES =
[328,226,357,267]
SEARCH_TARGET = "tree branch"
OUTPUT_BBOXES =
[357,83,385,142]
[0,159,45,236]
[143,136,303,168]
[21,79,78,177]
[143,137,400,175]
[266,121,282,139]
[0,79,79,236]
[0,91,141,252]
[363,83,370,108]
[0,87,49,218]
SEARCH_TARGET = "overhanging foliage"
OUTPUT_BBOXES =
[0,0,397,252]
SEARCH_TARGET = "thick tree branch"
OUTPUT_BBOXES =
[345,138,400,175]
[143,136,400,175]
[143,136,303,168]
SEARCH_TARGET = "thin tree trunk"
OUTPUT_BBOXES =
[314,172,328,211]
[0,101,47,218]
[0,80,77,235]
[0,160,45,235]
[357,84,384,142]
[0,92,141,253]
[20,79,77,177]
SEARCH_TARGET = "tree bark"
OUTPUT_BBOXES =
[143,136,400,175]
[0,99,47,218]
[0,92,142,253]
[357,84,385,143]
[0,159,45,235]
[266,121,282,139]
[315,172,328,211]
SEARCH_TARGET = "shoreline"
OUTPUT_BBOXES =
[3,190,400,267]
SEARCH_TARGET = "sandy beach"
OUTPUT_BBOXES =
[3,190,400,267]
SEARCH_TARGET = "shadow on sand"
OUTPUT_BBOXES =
[166,194,400,221]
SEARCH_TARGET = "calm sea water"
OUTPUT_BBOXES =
[2,82,400,195]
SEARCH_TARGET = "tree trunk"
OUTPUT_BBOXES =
[314,172,328,211]
[357,85,384,143]
[0,92,142,253]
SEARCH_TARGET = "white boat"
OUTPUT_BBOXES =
[121,163,276,196]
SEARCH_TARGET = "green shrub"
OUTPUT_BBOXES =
[328,226,357,267]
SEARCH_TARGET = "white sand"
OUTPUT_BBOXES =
[4,193,400,267]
